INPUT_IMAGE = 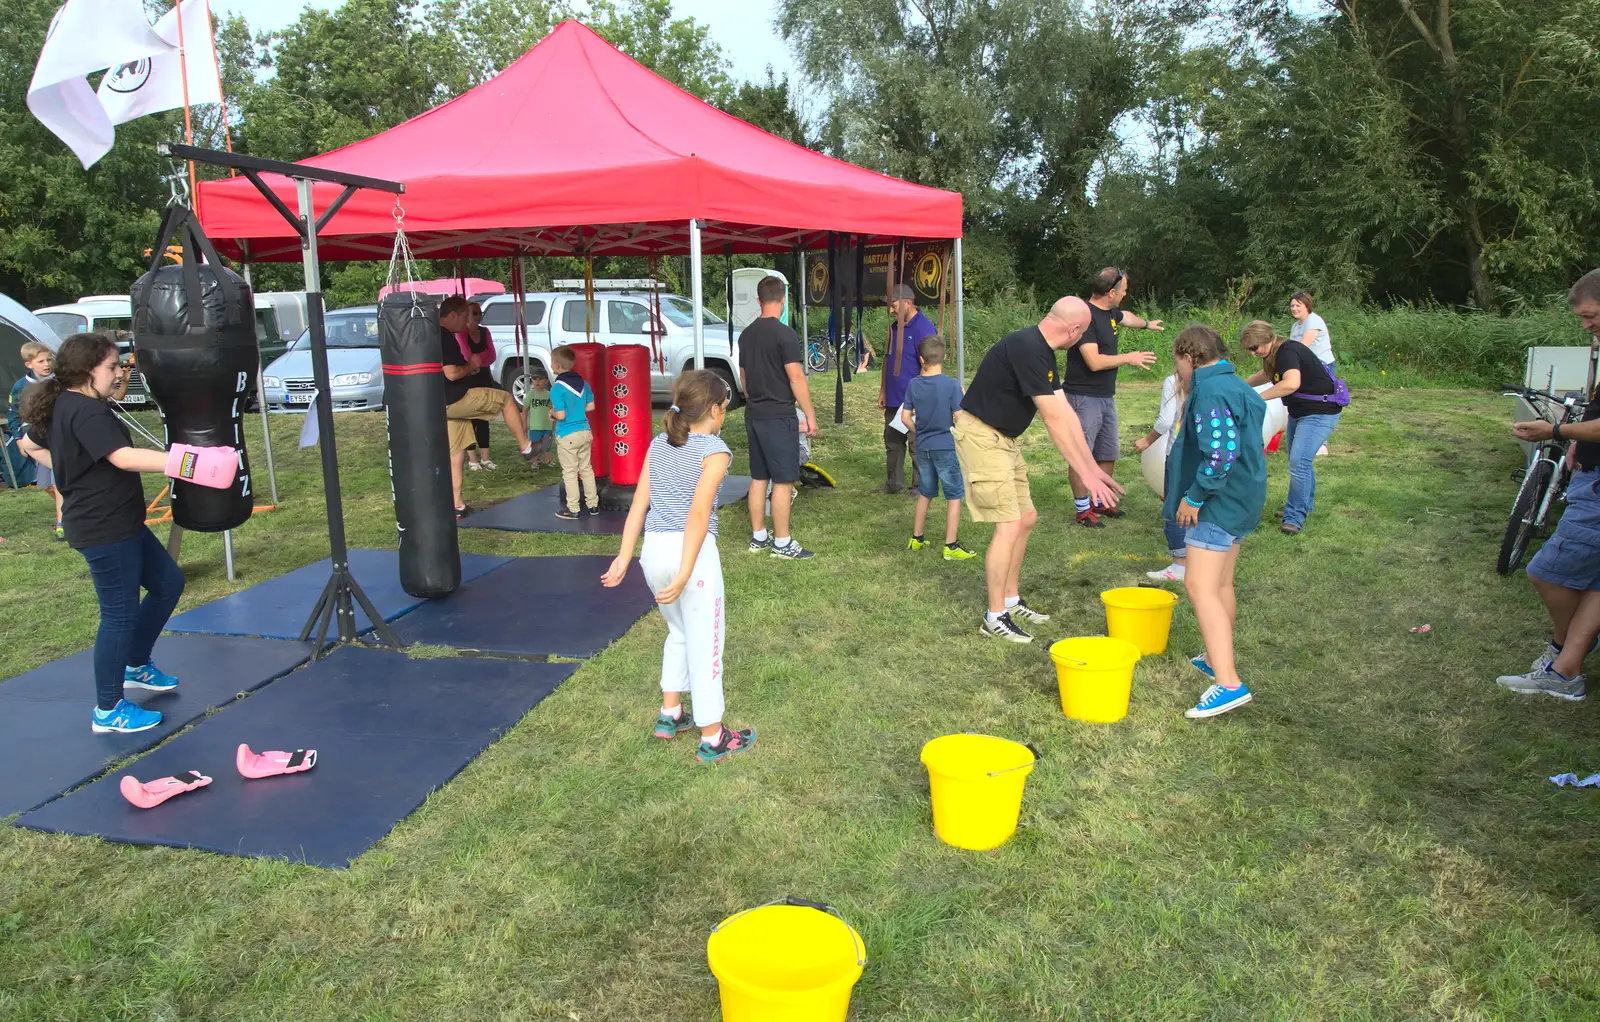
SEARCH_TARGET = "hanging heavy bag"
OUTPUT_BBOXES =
[378,293,460,598]
[130,206,255,532]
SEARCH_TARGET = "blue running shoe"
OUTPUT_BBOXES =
[91,699,163,734]
[124,660,179,693]
[1191,653,1215,679]
[1185,683,1252,719]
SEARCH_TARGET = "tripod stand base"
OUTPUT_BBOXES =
[299,564,403,653]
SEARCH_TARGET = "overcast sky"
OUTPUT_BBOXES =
[213,0,798,86]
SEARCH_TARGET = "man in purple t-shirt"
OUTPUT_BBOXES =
[877,284,938,493]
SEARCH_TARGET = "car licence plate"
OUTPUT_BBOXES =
[285,393,312,404]
[121,393,146,404]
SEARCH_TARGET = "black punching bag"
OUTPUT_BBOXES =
[131,207,255,532]
[379,294,460,598]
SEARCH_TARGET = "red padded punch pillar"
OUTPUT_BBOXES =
[566,341,610,479]
[606,344,651,486]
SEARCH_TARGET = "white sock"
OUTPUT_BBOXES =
[700,726,722,745]
[662,704,682,719]
[775,536,791,548]
[753,529,768,542]
[986,610,1004,624]
[1004,595,1020,609]
[1168,563,1187,577]
[1074,497,1091,514]
[522,444,533,455]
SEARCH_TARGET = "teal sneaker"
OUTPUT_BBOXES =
[91,699,163,734]
[653,709,695,739]
[1185,683,1252,719]
[697,725,757,764]
[124,660,178,693]
[1191,653,1215,679]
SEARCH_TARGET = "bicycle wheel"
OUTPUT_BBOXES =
[806,340,831,374]
[1499,457,1555,575]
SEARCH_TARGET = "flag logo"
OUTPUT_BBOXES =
[104,59,152,94]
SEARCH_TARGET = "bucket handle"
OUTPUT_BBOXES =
[711,898,868,968]
[986,742,1041,778]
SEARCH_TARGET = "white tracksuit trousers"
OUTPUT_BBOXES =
[640,532,725,727]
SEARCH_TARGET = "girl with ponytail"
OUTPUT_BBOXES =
[602,370,757,764]
[18,333,238,736]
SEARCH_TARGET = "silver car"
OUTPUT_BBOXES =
[261,306,385,413]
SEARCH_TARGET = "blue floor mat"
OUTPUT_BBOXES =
[0,635,313,817]
[18,646,577,868]
[460,475,752,534]
[165,548,515,640]
[392,555,657,659]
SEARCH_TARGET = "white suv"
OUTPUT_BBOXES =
[476,286,745,408]
[32,296,152,406]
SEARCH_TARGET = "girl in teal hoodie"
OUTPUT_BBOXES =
[1162,326,1268,719]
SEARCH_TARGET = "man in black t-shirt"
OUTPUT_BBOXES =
[1499,269,1600,700]
[738,275,819,559]
[437,295,535,515]
[954,296,1124,643]
[1065,268,1161,528]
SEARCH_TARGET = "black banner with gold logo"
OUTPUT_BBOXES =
[804,242,948,307]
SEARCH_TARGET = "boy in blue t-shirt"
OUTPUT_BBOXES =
[548,345,599,518]
[900,335,975,560]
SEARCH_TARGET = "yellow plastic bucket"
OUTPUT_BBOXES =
[919,734,1038,851]
[708,900,866,1022]
[1049,636,1142,723]
[1101,586,1180,655]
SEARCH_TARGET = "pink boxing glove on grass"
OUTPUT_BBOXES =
[165,444,239,489]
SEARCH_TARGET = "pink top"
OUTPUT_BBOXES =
[456,326,496,368]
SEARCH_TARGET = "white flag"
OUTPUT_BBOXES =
[299,393,320,449]
[27,0,177,169]
[97,0,223,126]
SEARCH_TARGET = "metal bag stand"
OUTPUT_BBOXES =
[159,143,405,653]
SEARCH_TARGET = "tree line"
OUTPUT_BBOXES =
[2,0,1597,315]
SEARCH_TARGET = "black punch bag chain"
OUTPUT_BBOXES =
[380,204,462,599]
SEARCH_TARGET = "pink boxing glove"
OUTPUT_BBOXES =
[165,444,239,489]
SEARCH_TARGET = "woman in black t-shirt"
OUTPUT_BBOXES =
[19,334,237,736]
[1242,321,1342,535]
[459,302,501,469]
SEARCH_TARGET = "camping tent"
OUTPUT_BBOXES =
[196,20,962,263]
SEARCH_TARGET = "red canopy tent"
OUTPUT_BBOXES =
[196,19,962,263]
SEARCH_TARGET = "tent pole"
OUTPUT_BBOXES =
[954,237,966,383]
[689,219,705,370]
[241,258,280,505]
[798,245,808,375]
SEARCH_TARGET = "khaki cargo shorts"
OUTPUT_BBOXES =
[951,415,1032,523]
[445,387,506,454]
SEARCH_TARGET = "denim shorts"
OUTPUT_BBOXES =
[1185,520,1241,553]
[1528,469,1600,591]
[915,446,965,500]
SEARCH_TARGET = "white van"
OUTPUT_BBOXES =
[32,296,150,405]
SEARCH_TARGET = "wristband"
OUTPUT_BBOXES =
[1554,422,1564,441]
[1183,496,1204,508]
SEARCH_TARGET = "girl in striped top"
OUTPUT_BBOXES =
[602,370,756,764]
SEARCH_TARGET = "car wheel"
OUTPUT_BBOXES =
[710,366,743,410]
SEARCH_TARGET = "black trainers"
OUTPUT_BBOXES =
[770,539,815,560]
[981,612,1033,643]
[1094,504,1125,519]
[1009,598,1050,623]
[554,508,580,520]
[455,504,473,521]
[586,505,602,517]
[1075,509,1105,528]
[748,535,773,554]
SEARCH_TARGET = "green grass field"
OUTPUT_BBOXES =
[1,375,1598,1021]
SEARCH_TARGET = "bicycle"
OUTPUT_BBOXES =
[1498,387,1588,575]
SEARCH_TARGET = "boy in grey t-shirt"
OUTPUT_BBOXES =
[899,335,976,560]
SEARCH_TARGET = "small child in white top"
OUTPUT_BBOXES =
[602,369,756,764]
[1133,372,1187,581]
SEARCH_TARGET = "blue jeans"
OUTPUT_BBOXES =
[80,526,185,710]
[1186,520,1241,552]
[1283,413,1339,528]
[1162,520,1188,560]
